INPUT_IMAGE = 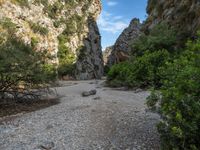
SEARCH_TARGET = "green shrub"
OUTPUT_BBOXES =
[33,0,48,7]
[29,21,49,35]
[107,50,169,88]
[107,61,133,87]
[0,35,56,100]
[57,32,76,77]
[58,63,75,77]
[147,34,200,150]
[104,65,110,75]
[132,23,177,56]
[0,18,17,34]
[31,37,39,48]
[11,0,29,7]
[44,1,64,19]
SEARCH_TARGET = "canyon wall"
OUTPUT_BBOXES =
[104,18,141,67]
[0,0,103,79]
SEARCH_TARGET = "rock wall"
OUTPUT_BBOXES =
[0,0,103,80]
[145,0,200,39]
[103,46,113,66]
[104,18,141,67]
[75,18,104,80]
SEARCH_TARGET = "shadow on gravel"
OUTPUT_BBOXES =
[0,98,60,120]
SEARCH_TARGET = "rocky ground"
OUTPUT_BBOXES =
[0,80,160,150]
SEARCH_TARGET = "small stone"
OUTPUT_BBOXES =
[93,96,101,100]
[135,88,143,93]
[38,141,55,150]
[122,86,129,91]
[46,125,53,130]
[82,90,97,97]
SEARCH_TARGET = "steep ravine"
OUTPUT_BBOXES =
[0,0,103,80]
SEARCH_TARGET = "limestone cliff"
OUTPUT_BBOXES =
[104,18,141,67]
[75,18,103,79]
[0,0,103,80]
[103,46,113,66]
[145,0,200,41]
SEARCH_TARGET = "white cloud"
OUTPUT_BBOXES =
[107,1,118,6]
[113,16,123,20]
[97,11,128,34]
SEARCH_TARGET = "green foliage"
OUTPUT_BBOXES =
[57,31,76,77]
[104,65,110,75]
[11,0,29,7]
[77,46,87,61]
[46,1,64,19]
[147,34,200,150]
[132,23,177,56]
[0,17,55,101]
[107,23,177,88]
[107,50,169,88]
[58,63,75,77]
[0,34,56,100]
[29,21,49,35]
[0,18,17,34]
[56,14,85,77]
[31,37,39,48]
[33,0,48,7]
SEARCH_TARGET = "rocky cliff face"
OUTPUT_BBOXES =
[0,0,103,79]
[103,46,113,66]
[104,18,141,67]
[145,0,200,40]
[75,18,104,80]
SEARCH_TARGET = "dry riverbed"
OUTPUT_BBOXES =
[0,80,160,150]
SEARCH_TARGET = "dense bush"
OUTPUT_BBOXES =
[57,32,76,77]
[107,23,177,88]
[147,35,200,150]
[0,20,56,100]
[58,63,75,77]
[132,23,177,56]
[29,21,49,35]
[11,0,29,7]
[107,50,169,88]
[33,0,48,7]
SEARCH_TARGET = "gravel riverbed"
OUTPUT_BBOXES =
[0,80,160,150]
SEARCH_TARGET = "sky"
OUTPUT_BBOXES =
[97,0,148,50]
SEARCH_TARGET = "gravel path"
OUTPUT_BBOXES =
[0,80,160,150]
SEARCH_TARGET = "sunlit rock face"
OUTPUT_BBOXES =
[145,0,200,39]
[0,0,103,80]
[103,46,113,66]
[104,18,141,67]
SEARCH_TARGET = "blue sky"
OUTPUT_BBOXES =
[97,0,148,50]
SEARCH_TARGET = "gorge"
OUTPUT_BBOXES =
[1,0,200,149]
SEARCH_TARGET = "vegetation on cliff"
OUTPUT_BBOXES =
[0,0,103,80]
[107,23,174,88]
[0,17,56,101]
